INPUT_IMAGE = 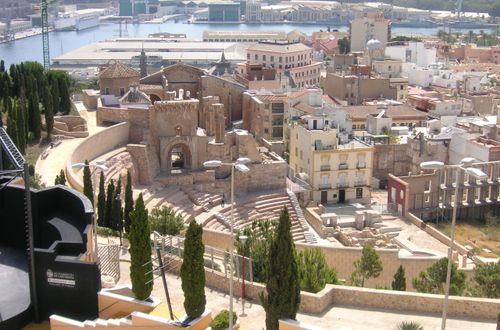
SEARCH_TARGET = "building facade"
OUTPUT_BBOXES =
[289,114,374,204]
[349,12,391,52]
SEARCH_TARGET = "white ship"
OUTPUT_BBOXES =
[54,9,106,31]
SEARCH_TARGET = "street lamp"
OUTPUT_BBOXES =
[203,157,251,330]
[72,160,108,261]
[239,235,248,317]
[420,158,488,330]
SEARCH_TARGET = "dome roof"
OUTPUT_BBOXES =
[366,39,383,50]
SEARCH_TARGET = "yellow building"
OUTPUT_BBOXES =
[289,114,374,204]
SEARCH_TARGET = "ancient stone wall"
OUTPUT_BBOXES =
[373,143,411,182]
[66,122,130,191]
[201,75,246,126]
[96,105,149,144]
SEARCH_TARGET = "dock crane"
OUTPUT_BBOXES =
[41,0,50,70]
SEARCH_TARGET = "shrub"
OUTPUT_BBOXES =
[395,321,423,330]
[209,310,238,330]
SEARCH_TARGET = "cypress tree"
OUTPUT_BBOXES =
[15,98,26,154]
[392,265,407,291]
[129,193,152,300]
[30,79,41,140]
[260,207,300,330]
[97,172,106,227]
[124,171,133,233]
[58,169,66,185]
[19,88,28,141]
[42,79,54,138]
[0,60,5,72]
[110,178,122,232]
[180,220,206,319]
[6,99,18,151]
[104,179,115,229]
[59,76,71,115]
[83,160,94,206]
[51,77,60,114]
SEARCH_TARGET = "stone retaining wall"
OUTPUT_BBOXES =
[163,252,499,319]
[67,122,130,192]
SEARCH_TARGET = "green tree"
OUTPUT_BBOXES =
[82,160,94,206]
[297,248,338,293]
[392,265,407,291]
[59,76,71,115]
[124,171,133,233]
[54,169,66,185]
[350,245,383,287]
[260,208,300,330]
[472,261,500,298]
[15,97,26,154]
[412,258,466,296]
[110,178,122,232]
[149,206,184,236]
[6,99,18,154]
[104,179,115,229]
[180,220,206,319]
[50,77,60,114]
[97,172,106,227]
[129,193,153,300]
[338,37,350,54]
[42,78,54,138]
[28,80,41,140]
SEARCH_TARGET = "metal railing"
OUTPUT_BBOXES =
[152,232,253,283]
[98,243,121,282]
[337,182,349,188]
[338,163,348,170]
[356,162,366,169]
[320,165,331,171]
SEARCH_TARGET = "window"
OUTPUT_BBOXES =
[300,150,303,160]
[247,53,250,59]
[255,54,258,60]
[295,147,298,156]
[120,87,125,96]
[279,56,282,63]
[356,188,363,199]
[263,55,266,61]
[270,56,274,62]
[400,85,404,90]
[105,87,110,95]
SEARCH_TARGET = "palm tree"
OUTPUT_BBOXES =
[479,30,486,46]
[395,322,424,330]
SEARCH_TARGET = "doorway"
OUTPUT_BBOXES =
[339,189,346,203]
[321,191,328,204]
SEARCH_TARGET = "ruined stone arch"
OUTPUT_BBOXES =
[161,139,192,173]
[150,93,161,104]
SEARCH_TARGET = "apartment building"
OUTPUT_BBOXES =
[349,12,391,52]
[246,41,321,88]
[324,72,408,104]
[289,114,374,204]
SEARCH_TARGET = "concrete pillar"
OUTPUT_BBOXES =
[354,211,364,230]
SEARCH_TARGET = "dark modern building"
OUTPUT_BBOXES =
[208,2,241,22]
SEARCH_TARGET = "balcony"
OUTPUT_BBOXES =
[357,162,366,169]
[320,165,331,171]
[319,183,332,189]
[337,182,349,188]
[338,163,348,170]
[354,180,366,187]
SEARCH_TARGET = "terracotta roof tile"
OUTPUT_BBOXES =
[99,61,140,79]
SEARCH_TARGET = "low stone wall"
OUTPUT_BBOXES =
[163,250,499,319]
[67,122,130,192]
[330,285,499,319]
[406,212,469,255]
[279,319,324,330]
[98,286,160,319]
[53,115,89,138]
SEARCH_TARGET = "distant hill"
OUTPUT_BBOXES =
[342,0,500,17]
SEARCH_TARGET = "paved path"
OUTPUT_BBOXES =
[35,107,104,186]
[116,254,496,330]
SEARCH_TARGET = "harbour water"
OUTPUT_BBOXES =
[0,21,496,68]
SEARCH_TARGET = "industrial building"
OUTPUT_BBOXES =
[52,38,247,71]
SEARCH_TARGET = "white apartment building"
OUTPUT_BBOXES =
[246,41,321,88]
[289,114,373,204]
[385,42,437,68]
[245,0,262,22]
[349,12,391,52]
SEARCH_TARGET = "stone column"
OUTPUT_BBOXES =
[214,103,225,143]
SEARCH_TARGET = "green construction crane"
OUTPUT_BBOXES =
[41,0,50,70]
